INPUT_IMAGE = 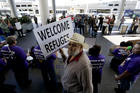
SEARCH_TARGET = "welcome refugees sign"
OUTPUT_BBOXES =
[33,17,74,57]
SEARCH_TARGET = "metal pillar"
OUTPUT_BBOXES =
[117,0,126,26]
[52,0,56,19]
[39,0,49,25]
[85,1,89,14]
[8,0,18,17]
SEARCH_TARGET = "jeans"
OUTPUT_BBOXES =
[98,23,103,30]
[120,79,134,91]
[102,26,107,34]
[63,90,68,93]
[109,25,113,34]
[133,25,138,34]
[40,61,58,89]
[17,29,24,37]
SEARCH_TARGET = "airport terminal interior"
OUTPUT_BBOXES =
[0,0,140,93]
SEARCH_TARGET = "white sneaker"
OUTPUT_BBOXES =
[23,34,26,36]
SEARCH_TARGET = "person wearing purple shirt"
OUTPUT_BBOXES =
[110,41,131,74]
[88,45,105,93]
[111,48,128,74]
[0,58,6,85]
[0,57,17,93]
[115,42,140,93]
[32,45,58,90]
[0,36,31,88]
[112,48,128,59]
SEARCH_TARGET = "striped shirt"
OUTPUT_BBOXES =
[61,52,93,93]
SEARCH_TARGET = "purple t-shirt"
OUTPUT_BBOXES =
[112,48,128,59]
[33,46,56,62]
[88,54,105,74]
[33,46,56,60]
[0,58,6,71]
[1,45,28,68]
[118,54,140,81]
[33,46,56,69]
[33,46,45,60]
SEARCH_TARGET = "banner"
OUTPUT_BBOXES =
[33,17,74,57]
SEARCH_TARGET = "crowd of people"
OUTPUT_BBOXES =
[0,15,33,39]
[0,15,39,43]
[0,18,15,38]
[1,14,140,43]
[72,14,140,36]
[47,14,117,37]
[0,14,140,93]
[73,14,116,37]
[0,33,140,93]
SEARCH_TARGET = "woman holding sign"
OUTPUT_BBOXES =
[88,45,105,93]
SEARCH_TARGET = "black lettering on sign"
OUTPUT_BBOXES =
[53,25,57,34]
[49,27,54,36]
[45,44,51,53]
[52,40,57,50]
[49,42,54,51]
[63,33,69,43]
[66,20,70,29]
[60,36,64,45]
[37,30,47,41]
[37,20,71,41]
[46,28,51,38]
[66,33,69,42]
[60,22,66,31]
[57,24,61,33]
[56,39,60,47]
[66,33,69,38]
[44,33,70,54]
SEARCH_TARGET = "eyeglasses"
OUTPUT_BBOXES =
[68,43,79,47]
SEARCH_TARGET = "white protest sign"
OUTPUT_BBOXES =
[15,22,22,30]
[33,17,74,57]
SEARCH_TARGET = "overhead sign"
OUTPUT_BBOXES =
[33,17,74,57]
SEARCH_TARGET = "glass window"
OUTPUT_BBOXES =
[21,5,26,7]
[35,10,39,14]
[0,0,6,2]
[28,5,32,7]
[109,4,113,6]
[50,10,53,13]
[113,8,118,11]
[114,4,119,6]
[29,9,33,11]
[16,5,20,7]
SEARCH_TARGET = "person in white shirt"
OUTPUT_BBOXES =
[102,16,108,35]
[133,16,139,34]
[15,19,25,37]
